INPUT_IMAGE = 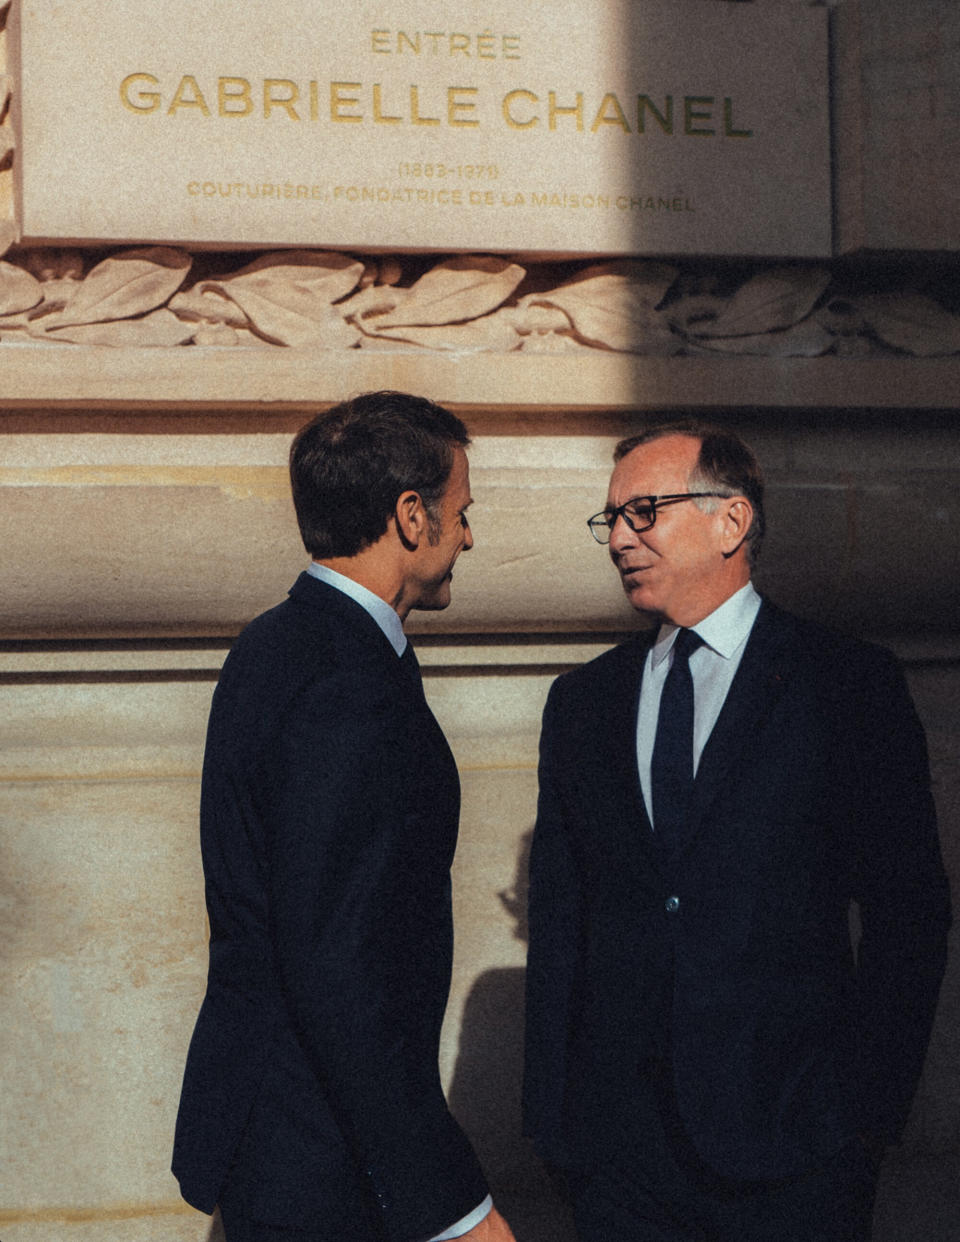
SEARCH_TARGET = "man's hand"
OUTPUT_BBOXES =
[461,1205,517,1240]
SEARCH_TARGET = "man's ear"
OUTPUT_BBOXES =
[394,489,427,550]
[720,497,753,560]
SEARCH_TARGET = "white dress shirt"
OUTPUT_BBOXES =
[304,562,493,1240]
[637,582,762,828]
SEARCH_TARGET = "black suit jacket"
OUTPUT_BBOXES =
[173,574,487,1239]
[523,599,950,1182]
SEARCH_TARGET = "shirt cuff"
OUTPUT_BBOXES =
[428,1194,493,1240]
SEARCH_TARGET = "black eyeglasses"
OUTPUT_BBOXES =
[587,493,728,544]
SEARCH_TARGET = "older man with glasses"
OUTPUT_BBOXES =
[523,420,950,1242]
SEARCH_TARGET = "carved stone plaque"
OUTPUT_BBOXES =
[10,0,831,257]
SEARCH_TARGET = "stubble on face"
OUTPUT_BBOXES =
[410,448,473,612]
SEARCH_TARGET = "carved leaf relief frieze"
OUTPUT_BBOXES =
[49,247,193,330]
[681,267,833,338]
[0,245,957,358]
[191,251,366,349]
[516,261,683,355]
[366,256,525,329]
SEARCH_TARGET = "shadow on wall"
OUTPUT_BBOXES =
[448,829,577,1242]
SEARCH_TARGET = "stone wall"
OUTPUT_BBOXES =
[1,407,958,1241]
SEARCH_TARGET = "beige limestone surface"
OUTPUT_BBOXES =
[0,659,555,1239]
[2,407,960,641]
[3,350,960,412]
[11,0,830,257]
[0,418,638,637]
[1,397,957,1238]
[1,651,957,1241]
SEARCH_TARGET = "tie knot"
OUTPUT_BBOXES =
[672,628,703,663]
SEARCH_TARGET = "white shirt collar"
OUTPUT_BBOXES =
[650,581,761,668]
[307,562,407,657]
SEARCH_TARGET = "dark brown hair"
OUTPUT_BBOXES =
[290,391,470,559]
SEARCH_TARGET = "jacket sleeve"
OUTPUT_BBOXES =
[522,677,587,1170]
[845,647,951,1143]
[265,665,487,1241]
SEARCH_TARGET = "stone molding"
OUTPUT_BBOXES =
[0,246,958,357]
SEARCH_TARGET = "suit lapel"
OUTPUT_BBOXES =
[287,572,455,788]
[288,571,411,693]
[668,600,800,861]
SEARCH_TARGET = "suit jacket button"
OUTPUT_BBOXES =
[665,895,680,913]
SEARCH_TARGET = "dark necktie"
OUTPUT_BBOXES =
[650,628,703,839]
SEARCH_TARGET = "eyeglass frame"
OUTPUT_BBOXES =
[587,492,730,544]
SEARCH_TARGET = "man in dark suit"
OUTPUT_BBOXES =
[173,391,516,1242]
[523,422,950,1241]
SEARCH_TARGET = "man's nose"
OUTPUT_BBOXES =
[607,511,636,553]
[462,524,474,551]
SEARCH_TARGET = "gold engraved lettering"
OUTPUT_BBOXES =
[372,30,520,58]
[331,82,363,123]
[120,72,161,113]
[684,96,715,136]
[264,79,300,120]
[548,92,583,132]
[591,93,630,134]
[723,97,752,138]
[118,73,740,144]
[218,77,253,117]
[477,31,495,59]
[373,84,402,124]
[613,195,695,211]
[167,75,211,116]
[531,192,612,209]
[638,95,673,135]
[410,85,440,126]
[502,89,538,129]
[448,86,479,127]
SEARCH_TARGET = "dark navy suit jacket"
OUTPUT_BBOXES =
[173,574,487,1239]
[523,599,950,1182]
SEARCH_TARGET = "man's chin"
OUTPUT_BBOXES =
[623,584,663,621]
[622,580,651,608]
[412,586,452,612]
